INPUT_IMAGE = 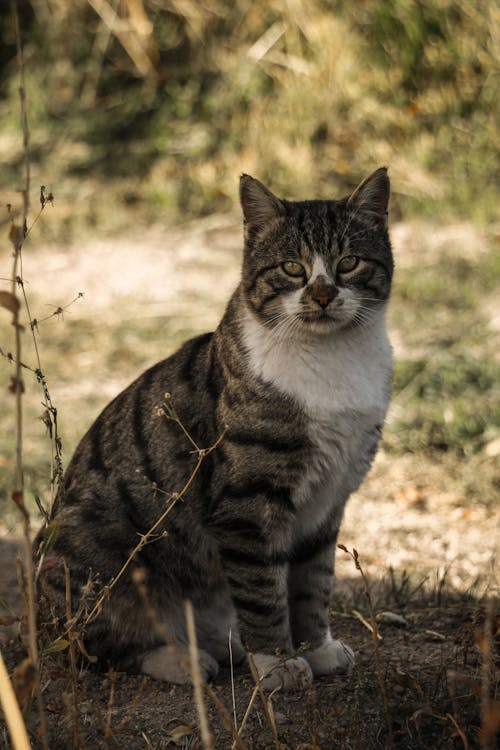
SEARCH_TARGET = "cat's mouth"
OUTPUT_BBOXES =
[298,309,347,332]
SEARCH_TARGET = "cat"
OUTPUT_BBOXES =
[36,167,393,692]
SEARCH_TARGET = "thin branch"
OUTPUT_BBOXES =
[338,545,394,750]
[81,419,227,630]
[7,4,49,747]
[185,600,213,750]
[0,650,31,750]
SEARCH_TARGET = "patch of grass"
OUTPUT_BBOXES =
[0,0,498,236]
[389,354,499,456]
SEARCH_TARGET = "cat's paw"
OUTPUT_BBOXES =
[141,645,219,684]
[301,637,354,676]
[251,653,313,691]
[202,633,246,666]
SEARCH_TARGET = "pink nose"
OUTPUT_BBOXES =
[315,294,330,308]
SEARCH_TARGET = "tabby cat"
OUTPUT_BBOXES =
[37,168,393,691]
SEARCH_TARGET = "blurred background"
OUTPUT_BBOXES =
[0,0,498,233]
[0,0,498,584]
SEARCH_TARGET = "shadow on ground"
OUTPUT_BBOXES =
[1,538,496,750]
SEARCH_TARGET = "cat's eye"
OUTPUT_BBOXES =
[337,255,359,274]
[282,260,305,277]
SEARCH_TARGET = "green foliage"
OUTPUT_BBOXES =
[385,235,500,465]
[390,355,499,456]
[0,0,498,226]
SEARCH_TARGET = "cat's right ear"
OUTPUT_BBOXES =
[239,175,284,233]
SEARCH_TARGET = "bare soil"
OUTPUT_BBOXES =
[0,544,494,750]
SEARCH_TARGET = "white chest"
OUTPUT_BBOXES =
[242,311,392,532]
[242,310,391,420]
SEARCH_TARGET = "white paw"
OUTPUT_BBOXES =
[141,645,219,684]
[301,637,355,676]
[251,653,313,691]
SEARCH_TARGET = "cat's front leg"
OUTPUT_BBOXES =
[211,494,312,691]
[289,538,354,677]
[227,559,313,691]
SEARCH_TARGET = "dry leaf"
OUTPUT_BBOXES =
[0,615,19,626]
[0,290,20,315]
[11,490,23,507]
[44,638,70,654]
[169,723,194,743]
[8,223,24,251]
[8,376,25,394]
[12,657,35,710]
[377,611,409,628]
[42,521,60,553]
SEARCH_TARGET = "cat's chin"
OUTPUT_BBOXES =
[297,312,350,336]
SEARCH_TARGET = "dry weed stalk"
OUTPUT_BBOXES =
[79,404,227,630]
[185,599,214,750]
[479,596,499,750]
[63,561,82,749]
[247,653,281,750]
[0,3,50,748]
[203,682,250,750]
[338,544,394,750]
[446,711,470,750]
[0,649,31,750]
[104,670,118,745]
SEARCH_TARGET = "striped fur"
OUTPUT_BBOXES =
[36,168,393,690]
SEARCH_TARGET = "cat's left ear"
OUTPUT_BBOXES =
[347,167,390,225]
[240,174,284,232]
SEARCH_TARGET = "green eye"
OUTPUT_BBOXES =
[337,255,359,274]
[282,261,305,277]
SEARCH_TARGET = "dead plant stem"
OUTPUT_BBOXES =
[7,4,49,747]
[0,649,31,750]
[247,653,280,750]
[338,545,394,750]
[64,561,82,749]
[203,683,249,750]
[185,599,213,750]
[83,423,226,629]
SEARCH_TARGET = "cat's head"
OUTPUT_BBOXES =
[239,168,393,337]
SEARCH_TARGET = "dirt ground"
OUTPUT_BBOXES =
[0,218,498,749]
[0,544,495,750]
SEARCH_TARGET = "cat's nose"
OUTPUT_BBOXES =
[311,285,339,309]
[315,295,330,308]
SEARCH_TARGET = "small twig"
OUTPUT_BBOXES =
[63,561,81,749]
[104,670,118,743]
[203,683,249,750]
[6,5,49,747]
[339,545,393,750]
[185,600,213,750]
[352,609,382,640]
[229,627,237,730]
[34,292,85,326]
[0,649,31,750]
[247,652,280,750]
[112,676,147,734]
[446,712,470,750]
[231,683,260,750]
[82,418,226,629]
[479,596,496,750]
[16,278,69,504]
